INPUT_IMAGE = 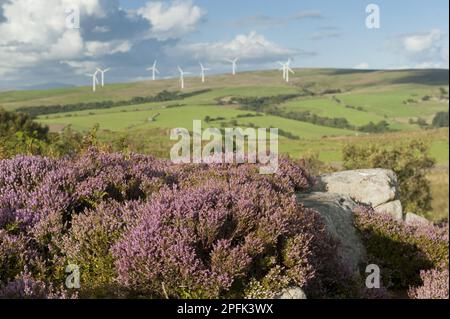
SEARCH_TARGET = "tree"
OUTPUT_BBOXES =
[432,112,449,128]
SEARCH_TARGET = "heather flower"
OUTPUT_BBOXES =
[353,204,449,289]
[408,267,449,299]
[0,271,73,299]
[60,201,138,297]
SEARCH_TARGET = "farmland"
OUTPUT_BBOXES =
[1,68,448,219]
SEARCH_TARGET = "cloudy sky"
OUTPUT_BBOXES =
[0,0,448,90]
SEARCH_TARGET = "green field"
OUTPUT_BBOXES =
[1,68,448,220]
[1,68,447,157]
[14,68,444,161]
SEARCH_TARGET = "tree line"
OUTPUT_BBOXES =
[233,95,393,133]
[16,89,211,118]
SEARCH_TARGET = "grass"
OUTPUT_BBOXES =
[427,166,449,222]
[3,68,448,221]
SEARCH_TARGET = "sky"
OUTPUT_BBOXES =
[0,0,448,90]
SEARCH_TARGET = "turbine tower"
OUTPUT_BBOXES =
[279,59,294,83]
[199,62,210,83]
[226,57,239,75]
[96,68,110,87]
[147,60,160,81]
[285,62,295,83]
[86,71,99,92]
[177,66,191,89]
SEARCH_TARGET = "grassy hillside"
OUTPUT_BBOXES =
[1,68,448,220]
[2,68,448,160]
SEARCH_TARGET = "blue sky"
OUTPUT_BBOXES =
[0,0,448,90]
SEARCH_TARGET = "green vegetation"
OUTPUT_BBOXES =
[343,141,435,215]
[432,111,449,128]
[15,90,211,117]
[1,68,448,222]
[354,205,448,290]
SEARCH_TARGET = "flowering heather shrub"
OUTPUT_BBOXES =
[60,201,139,297]
[0,150,409,299]
[244,266,291,299]
[0,271,72,299]
[408,267,449,299]
[112,175,350,298]
[0,231,47,285]
[353,205,449,290]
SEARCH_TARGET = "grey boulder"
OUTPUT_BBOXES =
[313,169,398,207]
[297,192,366,274]
[374,200,403,221]
[274,287,307,299]
[405,212,430,225]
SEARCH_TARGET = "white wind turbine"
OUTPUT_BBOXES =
[177,66,191,89]
[147,60,160,81]
[96,68,110,87]
[199,62,210,83]
[280,59,294,83]
[226,57,239,75]
[86,71,99,92]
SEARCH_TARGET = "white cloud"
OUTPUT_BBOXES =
[137,0,205,40]
[170,31,298,64]
[403,29,442,53]
[390,29,449,69]
[310,30,340,40]
[353,62,369,69]
[0,0,106,76]
[60,60,98,75]
[46,30,85,59]
[85,40,132,57]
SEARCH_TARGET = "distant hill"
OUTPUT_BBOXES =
[0,68,447,111]
[19,82,76,91]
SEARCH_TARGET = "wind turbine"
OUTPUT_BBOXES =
[199,62,210,83]
[86,71,99,92]
[279,59,294,83]
[96,68,110,87]
[177,66,191,89]
[146,60,160,81]
[285,62,295,83]
[226,57,239,75]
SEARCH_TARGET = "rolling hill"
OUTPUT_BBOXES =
[0,68,448,163]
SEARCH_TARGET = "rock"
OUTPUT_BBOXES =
[374,200,403,221]
[275,287,307,299]
[405,212,430,225]
[313,169,398,207]
[297,192,366,274]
